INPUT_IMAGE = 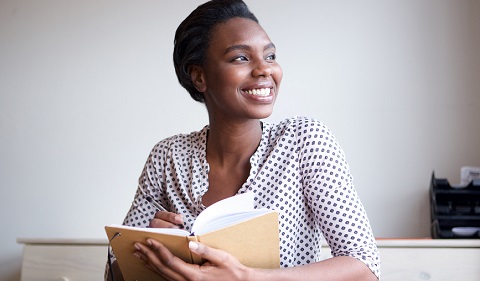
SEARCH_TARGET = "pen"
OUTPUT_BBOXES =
[146,196,168,212]
[146,196,184,229]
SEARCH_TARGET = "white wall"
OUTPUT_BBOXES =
[1,0,479,280]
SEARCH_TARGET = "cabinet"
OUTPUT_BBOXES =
[17,239,107,281]
[355,239,480,281]
[18,238,480,281]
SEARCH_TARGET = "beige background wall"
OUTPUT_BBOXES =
[1,0,479,280]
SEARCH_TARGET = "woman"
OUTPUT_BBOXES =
[107,0,380,280]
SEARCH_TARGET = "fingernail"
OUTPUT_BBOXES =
[189,241,199,251]
[146,239,153,246]
[134,243,140,251]
[133,252,141,259]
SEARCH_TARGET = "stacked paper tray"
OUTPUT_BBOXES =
[430,172,480,238]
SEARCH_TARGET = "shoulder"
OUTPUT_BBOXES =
[149,126,207,156]
[264,116,346,161]
[265,116,333,140]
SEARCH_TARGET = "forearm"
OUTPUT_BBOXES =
[248,256,378,281]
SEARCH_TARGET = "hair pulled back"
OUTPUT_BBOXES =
[173,0,258,103]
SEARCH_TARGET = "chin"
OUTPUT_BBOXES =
[254,109,274,120]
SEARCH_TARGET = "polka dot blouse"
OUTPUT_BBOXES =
[115,116,380,278]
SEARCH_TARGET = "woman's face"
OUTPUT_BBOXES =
[195,17,283,122]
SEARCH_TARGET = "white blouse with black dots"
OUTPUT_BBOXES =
[114,116,381,278]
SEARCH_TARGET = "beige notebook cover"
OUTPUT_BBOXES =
[105,193,280,281]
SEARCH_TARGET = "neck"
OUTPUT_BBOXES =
[206,119,262,167]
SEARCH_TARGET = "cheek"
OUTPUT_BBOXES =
[205,71,227,93]
[204,70,243,100]
[273,65,283,87]
[217,69,249,92]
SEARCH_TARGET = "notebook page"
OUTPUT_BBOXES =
[191,192,254,234]
[108,224,190,236]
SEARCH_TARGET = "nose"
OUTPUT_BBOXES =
[252,61,273,77]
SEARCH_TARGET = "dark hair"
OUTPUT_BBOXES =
[173,0,259,103]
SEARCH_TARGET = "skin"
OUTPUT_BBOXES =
[193,16,283,206]
[116,17,378,281]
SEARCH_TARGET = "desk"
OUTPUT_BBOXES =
[347,239,480,281]
[17,238,107,281]
[17,238,480,281]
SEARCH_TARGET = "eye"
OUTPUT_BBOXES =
[232,55,248,62]
[266,53,276,61]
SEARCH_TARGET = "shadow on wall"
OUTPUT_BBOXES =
[1,269,20,281]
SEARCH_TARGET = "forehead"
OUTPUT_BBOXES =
[208,17,271,50]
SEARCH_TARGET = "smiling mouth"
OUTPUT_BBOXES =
[245,88,271,97]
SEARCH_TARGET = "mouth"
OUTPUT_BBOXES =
[244,87,271,97]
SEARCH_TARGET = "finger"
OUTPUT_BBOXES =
[149,211,183,228]
[133,249,168,279]
[149,218,182,229]
[134,240,187,281]
[188,241,234,266]
[133,243,165,277]
[153,211,183,224]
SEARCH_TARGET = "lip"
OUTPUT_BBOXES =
[241,87,275,103]
[237,77,277,106]
[241,81,274,92]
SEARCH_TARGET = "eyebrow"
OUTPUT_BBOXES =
[224,42,276,54]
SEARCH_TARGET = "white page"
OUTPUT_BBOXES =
[109,192,273,236]
[108,224,190,236]
[191,192,255,234]
[193,209,272,235]
[451,166,480,188]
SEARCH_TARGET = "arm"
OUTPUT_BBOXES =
[249,256,377,281]
[297,119,380,277]
[133,239,377,281]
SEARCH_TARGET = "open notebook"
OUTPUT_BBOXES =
[105,192,280,281]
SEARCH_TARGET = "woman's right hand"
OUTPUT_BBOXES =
[149,211,184,229]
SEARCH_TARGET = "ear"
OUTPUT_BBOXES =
[189,65,207,93]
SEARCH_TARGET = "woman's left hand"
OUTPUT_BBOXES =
[134,239,251,281]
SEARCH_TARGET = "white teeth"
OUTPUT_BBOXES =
[247,88,271,96]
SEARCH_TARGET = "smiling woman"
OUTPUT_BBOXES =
[106,1,380,280]
[192,17,282,134]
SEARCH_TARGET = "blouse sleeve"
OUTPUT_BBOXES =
[297,117,381,278]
